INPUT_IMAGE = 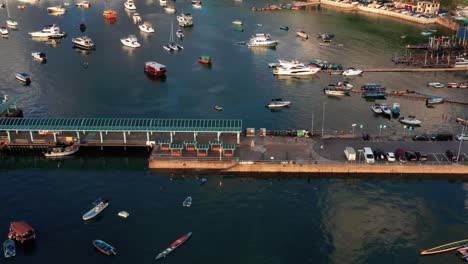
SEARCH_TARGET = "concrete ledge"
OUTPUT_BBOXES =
[149,160,468,175]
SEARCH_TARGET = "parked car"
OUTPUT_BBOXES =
[405,151,418,161]
[415,151,428,161]
[386,152,396,162]
[373,149,385,161]
[456,134,468,141]
[431,133,453,141]
[446,150,458,162]
[413,134,430,141]
[395,148,407,162]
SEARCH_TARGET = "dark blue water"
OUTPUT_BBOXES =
[1,0,468,263]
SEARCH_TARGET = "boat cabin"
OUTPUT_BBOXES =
[8,221,35,243]
[145,61,166,77]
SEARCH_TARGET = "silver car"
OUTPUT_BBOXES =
[386,152,396,162]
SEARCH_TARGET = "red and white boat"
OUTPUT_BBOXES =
[144,61,166,77]
[155,232,192,260]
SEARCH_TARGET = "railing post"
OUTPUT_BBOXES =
[170,132,173,143]
[146,132,150,142]
[53,133,57,143]
[217,132,220,140]
[123,132,127,143]
[76,131,80,140]
[237,132,240,144]
[6,131,10,142]
[29,131,34,142]
[100,131,103,143]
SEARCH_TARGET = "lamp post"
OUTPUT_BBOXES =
[321,102,326,137]
[403,125,407,136]
[457,125,466,163]
[352,124,357,136]
[379,124,386,136]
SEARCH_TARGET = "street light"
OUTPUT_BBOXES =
[457,125,466,163]
[352,124,357,136]
[403,125,407,136]
[379,124,386,136]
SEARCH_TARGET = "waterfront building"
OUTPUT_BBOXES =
[416,1,440,15]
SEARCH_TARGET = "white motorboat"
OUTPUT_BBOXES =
[44,145,79,157]
[274,64,320,75]
[247,33,278,47]
[192,2,202,9]
[183,196,192,207]
[82,199,109,221]
[371,104,382,114]
[177,13,193,27]
[164,6,176,13]
[118,211,129,218]
[132,13,142,24]
[232,20,243,25]
[139,22,154,33]
[296,30,309,39]
[76,1,90,8]
[176,29,184,38]
[31,51,46,62]
[47,5,67,14]
[29,24,66,38]
[124,0,136,10]
[399,115,422,126]
[72,36,95,50]
[160,0,167,5]
[121,35,141,48]
[266,98,291,108]
[15,73,31,84]
[323,87,351,96]
[427,82,444,88]
[380,103,392,115]
[0,26,8,35]
[5,0,18,27]
[342,68,363,76]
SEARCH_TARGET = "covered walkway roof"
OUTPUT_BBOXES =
[0,118,243,133]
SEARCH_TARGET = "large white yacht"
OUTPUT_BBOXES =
[47,5,67,14]
[29,24,66,38]
[342,68,363,76]
[72,36,95,50]
[124,0,136,10]
[120,35,140,48]
[247,34,278,47]
[273,63,320,75]
[139,22,154,33]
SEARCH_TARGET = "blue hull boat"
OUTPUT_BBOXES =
[3,239,15,258]
[199,176,208,185]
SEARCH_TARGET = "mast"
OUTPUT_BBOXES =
[5,0,10,18]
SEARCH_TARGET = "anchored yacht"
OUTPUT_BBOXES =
[72,36,95,50]
[247,33,278,47]
[121,35,140,48]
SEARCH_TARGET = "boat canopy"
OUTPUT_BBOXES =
[200,55,210,60]
[146,61,166,70]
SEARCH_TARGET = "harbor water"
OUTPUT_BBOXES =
[0,0,468,263]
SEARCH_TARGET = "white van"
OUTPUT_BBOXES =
[363,147,375,164]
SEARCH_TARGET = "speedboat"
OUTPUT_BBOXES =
[0,26,8,35]
[160,0,167,5]
[15,73,31,84]
[155,232,192,260]
[47,5,67,14]
[139,22,155,33]
[177,13,193,27]
[29,24,66,38]
[3,239,15,258]
[124,0,136,10]
[273,64,320,75]
[76,1,90,8]
[82,199,109,221]
[247,33,278,47]
[266,98,291,108]
[427,82,444,88]
[176,29,184,38]
[213,105,222,111]
[132,13,142,24]
[380,103,392,115]
[371,104,382,114]
[164,6,176,13]
[31,51,46,62]
[72,36,95,50]
[391,103,400,116]
[92,240,116,256]
[44,145,79,157]
[121,35,141,48]
[399,116,422,126]
[232,20,243,25]
[342,68,363,76]
[183,196,192,207]
[118,211,129,218]
[296,30,309,39]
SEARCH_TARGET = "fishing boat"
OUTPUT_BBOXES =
[0,27,8,36]
[118,211,129,218]
[31,52,47,63]
[420,238,468,255]
[426,96,444,105]
[371,104,382,114]
[132,13,142,24]
[44,145,80,157]
[155,232,192,260]
[342,68,363,76]
[72,36,95,50]
[82,199,109,221]
[15,73,31,84]
[124,0,136,10]
[183,196,192,207]
[391,103,400,116]
[76,1,91,8]
[266,98,291,108]
[5,0,18,27]
[139,22,155,33]
[92,240,116,256]
[121,35,141,48]
[3,239,15,258]
[199,176,208,184]
[380,103,392,115]
[232,20,243,25]
[176,29,184,39]
[247,33,278,47]
[8,222,35,243]
[144,61,166,77]
[399,115,422,126]
[47,5,67,14]
[296,30,309,39]
[279,26,289,30]
[198,55,212,65]
[163,23,183,52]
[213,105,223,111]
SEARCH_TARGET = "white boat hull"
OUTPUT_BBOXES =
[6,19,18,27]
[82,202,109,220]
[44,146,79,157]
[324,90,348,96]
[121,39,141,48]
[247,41,278,47]
[139,25,154,33]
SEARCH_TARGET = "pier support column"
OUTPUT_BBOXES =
[146,132,150,142]
[100,132,103,143]
[170,132,173,143]
[123,132,127,144]
[76,132,80,140]
[6,131,10,142]
[237,132,240,144]
[29,131,34,142]
[217,132,221,141]
[53,133,57,143]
